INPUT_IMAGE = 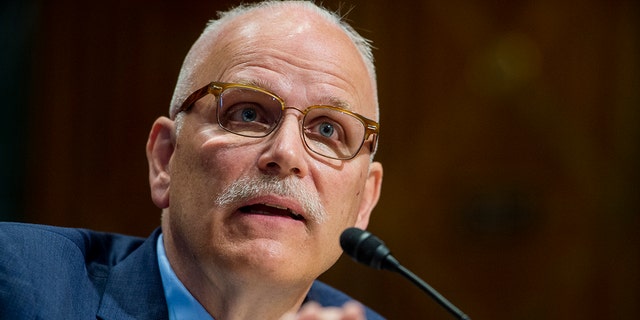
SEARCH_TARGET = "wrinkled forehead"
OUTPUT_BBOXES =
[183,4,377,118]
[219,6,349,50]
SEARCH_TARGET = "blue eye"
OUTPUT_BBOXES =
[241,108,258,122]
[318,122,335,137]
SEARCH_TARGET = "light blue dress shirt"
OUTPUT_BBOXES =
[157,234,214,320]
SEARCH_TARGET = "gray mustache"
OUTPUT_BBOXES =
[215,175,327,223]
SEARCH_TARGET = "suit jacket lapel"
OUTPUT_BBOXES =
[97,228,168,320]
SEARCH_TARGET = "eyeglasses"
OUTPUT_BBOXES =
[175,82,379,160]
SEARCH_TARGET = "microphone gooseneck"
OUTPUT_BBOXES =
[339,227,470,320]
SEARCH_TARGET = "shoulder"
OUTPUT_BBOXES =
[0,222,90,262]
[0,222,145,264]
[308,280,386,320]
[0,222,150,287]
[0,222,155,318]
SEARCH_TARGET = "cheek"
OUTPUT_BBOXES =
[168,133,257,246]
[177,129,250,177]
[317,167,366,223]
[169,132,244,213]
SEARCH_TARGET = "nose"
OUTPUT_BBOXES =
[257,111,309,178]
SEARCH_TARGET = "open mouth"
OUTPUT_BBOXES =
[238,203,305,221]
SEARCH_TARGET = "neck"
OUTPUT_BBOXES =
[162,228,313,320]
[199,281,311,320]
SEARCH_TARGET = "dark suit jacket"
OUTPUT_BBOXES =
[0,223,384,320]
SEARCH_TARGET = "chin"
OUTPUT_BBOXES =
[221,239,323,285]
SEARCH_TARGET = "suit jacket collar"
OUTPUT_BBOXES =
[97,228,168,320]
[92,229,374,319]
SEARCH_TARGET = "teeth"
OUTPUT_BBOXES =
[263,203,302,216]
[264,203,288,210]
[240,203,305,221]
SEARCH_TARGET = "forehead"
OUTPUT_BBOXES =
[194,5,376,117]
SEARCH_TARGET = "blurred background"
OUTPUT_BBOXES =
[1,0,638,319]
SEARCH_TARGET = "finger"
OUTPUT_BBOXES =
[293,301,366,320]
[296,302,325,320]
[280,312,296,320]
[340,301,366,320]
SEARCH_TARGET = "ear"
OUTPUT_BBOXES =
[354,161,383,230]
[146,117,175,209]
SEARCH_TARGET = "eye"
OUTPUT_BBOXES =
[306,117,344,142]
[219,102,278,134]
[318,122,335,138]
[240,107,258,122]
[217,86,283,135]
[226,103,268,124]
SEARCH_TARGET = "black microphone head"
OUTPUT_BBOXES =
[339,227,369,257]
[340,227,398,270]
[341,228,470,320]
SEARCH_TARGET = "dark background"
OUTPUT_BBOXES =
[1,0,638,319]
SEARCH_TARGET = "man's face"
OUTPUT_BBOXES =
[157,8,382,287]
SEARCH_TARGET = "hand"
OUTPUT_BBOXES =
[281,301,366,320]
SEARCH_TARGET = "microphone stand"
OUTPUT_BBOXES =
[393,263,470,320]
[340,227,471,320]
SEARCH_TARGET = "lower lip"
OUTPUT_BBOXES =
[234,211,306,229]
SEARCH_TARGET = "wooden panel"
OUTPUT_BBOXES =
[21,1,639,319]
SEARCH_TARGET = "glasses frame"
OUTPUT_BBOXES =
[175,82,379,160]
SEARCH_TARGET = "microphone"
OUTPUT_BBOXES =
[340,227,470,320]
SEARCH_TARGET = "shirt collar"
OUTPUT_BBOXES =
[157,234,214,320]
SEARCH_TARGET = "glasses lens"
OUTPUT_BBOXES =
[217,86,282,136]
[302,107,366,159]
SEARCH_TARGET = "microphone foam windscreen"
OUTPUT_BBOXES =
[340,227,385,267]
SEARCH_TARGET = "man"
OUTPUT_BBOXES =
[0,1,384,319]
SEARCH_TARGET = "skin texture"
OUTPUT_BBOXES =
[146,3,382,320]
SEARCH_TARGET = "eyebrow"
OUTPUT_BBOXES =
[233,78,353,111]
[239,78,272,90]
[325,96,352,110]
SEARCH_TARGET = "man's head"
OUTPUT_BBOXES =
[146,0,383,296]
[169,1,378,125]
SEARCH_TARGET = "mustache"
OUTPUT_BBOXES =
[214,175,326,224]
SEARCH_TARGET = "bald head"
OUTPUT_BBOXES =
[148,4,385,311]
[169,1,377,121]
